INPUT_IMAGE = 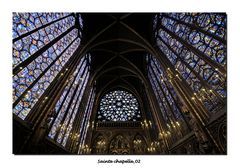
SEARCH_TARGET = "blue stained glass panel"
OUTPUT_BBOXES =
[13,38,81,120]
[48,54,90,141]
[13,15,76,68]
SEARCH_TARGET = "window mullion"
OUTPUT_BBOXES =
[161,14,226,45]
[159,24,226,74]
[13,26,75,75]
[149,65,178,123]
[148,67,171,124]
[52,59,87,141]
[13,36,78,108]
[13,13,73,43]
[58,65,89,145]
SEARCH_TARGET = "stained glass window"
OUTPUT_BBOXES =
[13,13,75,68]
[153,13,226,113]
[12,13,83,120]
[13,29,78,102]
[146,55,190,144]
[147,55,187,126]
[48,54,91,147]
[78,88,96,150]
[156,13,226,66]
[97,90,141,122]
[13,13,70,38]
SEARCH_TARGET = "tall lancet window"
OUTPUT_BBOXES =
[48,54,91,147]
[153,13,227,113]
[97,90,141,122]
[146,54,190,138]
[78,87,96,152]
[12,13,83,120]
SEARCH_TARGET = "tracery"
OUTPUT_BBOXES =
[97,90,141,122]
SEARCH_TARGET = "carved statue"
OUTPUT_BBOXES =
[185,111,213,154]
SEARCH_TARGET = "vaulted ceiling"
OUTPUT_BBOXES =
[80,13,155,96]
